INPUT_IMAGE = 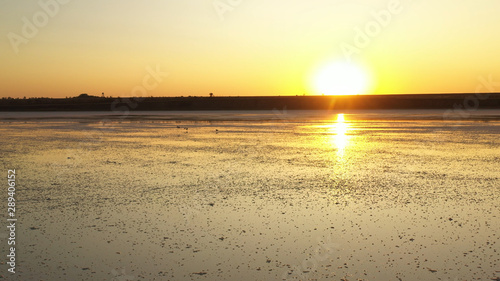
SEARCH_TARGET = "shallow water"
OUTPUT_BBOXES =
[0,110,499,280]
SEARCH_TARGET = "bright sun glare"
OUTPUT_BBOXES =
[333,113,349,155]
[313,61,370,95]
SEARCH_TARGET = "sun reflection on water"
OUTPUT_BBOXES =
[332,113,351,156]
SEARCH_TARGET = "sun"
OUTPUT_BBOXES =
[312,61,371,95]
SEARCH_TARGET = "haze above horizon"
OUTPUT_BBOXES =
[1,0,499,98]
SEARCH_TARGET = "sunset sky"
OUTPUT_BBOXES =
[1,0,499,98]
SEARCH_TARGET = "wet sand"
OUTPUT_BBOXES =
[0,110,498,280]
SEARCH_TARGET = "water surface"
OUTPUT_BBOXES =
[0,110,498,280]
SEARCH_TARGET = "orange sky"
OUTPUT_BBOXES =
[1,0,499,98]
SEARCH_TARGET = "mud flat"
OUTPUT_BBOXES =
[0,110,498,280]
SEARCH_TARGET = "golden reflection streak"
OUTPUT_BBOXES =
[332,113,350,156]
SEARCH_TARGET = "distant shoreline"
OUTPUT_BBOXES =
[1,94,499,111]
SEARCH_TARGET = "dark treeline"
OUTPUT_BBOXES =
[1,94,500,111]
